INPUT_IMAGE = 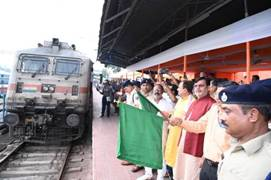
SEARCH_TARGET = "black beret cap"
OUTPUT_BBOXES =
[219,78,271,105]
[122,80,133,88]
[140,78,153,86]
[132,80,141,88]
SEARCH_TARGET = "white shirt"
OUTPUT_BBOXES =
[162,92,177,106]
[125,88,140,107]
[151,98,174,116]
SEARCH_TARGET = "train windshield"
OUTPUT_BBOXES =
[19,56,49,73]
[55,59,80,76]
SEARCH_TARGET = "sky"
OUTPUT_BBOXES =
[0,0,104,70]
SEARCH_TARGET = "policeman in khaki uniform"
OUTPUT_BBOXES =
[217,79,271,180]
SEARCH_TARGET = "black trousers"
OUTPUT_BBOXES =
[200,159,218,180]
[166,165,174,180]
[101,96,111,117]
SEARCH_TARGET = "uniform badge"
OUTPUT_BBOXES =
[221,92,228,102]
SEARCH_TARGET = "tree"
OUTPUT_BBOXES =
[102,68,109,79]
[107,64,121,73]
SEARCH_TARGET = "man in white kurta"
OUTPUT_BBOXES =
[137,83,174,180]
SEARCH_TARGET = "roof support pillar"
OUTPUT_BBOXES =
[183,56,187,73]
[183,55,188,80]
[246,41,251,84]
[158,64,161,82]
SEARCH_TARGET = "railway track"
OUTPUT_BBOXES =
[0,143,71,180]
[0,140,24,164]
[61,143,92,180]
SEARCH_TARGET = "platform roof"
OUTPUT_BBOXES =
[98,0,271,70]
[128,9,271,73]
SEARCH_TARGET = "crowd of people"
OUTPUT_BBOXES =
[96,72,271,180]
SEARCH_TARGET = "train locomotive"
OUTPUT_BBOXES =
[4,38,93,143]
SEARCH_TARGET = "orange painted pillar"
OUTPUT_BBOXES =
[246,42,251,84]
[183,56,187,73]
[141,69,144,77]
[183,56,187,79]
[231,73,235,82]
[158,64,161,82]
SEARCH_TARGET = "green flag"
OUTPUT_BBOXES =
[117,103,163,169]
[137,92,160,114]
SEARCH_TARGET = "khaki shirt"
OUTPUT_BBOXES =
[218,131,271,180]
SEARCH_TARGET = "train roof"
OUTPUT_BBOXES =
[17,39,92,62]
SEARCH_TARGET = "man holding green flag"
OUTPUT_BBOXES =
[138,84,174,180]
[117,82,173,179]
[117,101,163,169]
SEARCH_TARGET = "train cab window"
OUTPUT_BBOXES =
[55,59,80,77]
[18,56,49,74]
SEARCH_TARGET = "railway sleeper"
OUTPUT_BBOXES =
[67,157,84,163]
[0,169,59,177]
[8,160,64,166]
[64,166,83,173]
[23,146,68,151]
[6,165,59,171]
[0,175,55,180]
[16,152,64,158]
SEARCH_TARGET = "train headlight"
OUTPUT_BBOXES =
[49,86,55,92]
[66,114,80,127]
[43,86,49,92]
[4,113,19,126]
[42,84,55,93]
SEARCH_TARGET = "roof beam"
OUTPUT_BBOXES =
[100,56,128,67]
[109,0,140,50]
[105,8,130,23]
[101,38,115,49]
[130,0,233,61]
[188,0,216,5]
[130,0,190,57]
[102,26,122,39]
[98,0,112,52]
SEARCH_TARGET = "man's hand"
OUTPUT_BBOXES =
[161,111,170,121]
[161,111,170,117]
[160,81,168,90]
[169,117,183,126]
[199,157,205,168]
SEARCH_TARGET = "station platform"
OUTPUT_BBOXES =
[92,88,144,180]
